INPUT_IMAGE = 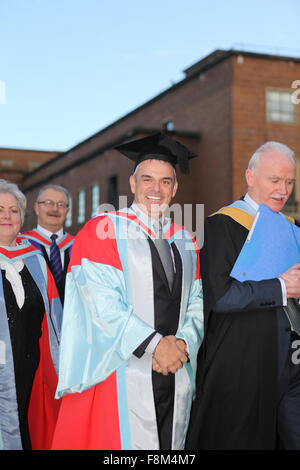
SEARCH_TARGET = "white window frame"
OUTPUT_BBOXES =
[266,89,296,124]
[91,184,100,217]
[65,195,72,228]
[77,190,86,224]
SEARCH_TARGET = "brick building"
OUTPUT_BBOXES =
[20,49,300,235]
[0,147,59,185]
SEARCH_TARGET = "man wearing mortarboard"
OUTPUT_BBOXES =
[52,133,204,450]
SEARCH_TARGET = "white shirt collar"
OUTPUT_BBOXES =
[244,193,259,212]
[37,224,64,240]
[131,201,166,231]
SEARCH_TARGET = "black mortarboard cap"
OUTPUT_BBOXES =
[114,133,197,174]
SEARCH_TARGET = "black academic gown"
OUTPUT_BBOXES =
[185,212,292,450]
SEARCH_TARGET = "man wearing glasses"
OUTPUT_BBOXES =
[23,184,74,304]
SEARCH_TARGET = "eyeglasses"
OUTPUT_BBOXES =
[37,200,69,209]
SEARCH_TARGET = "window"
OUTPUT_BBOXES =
[1,160,13,167]
[77,190,85,224]
[29,161,41,170]
[91,184,100,217]
[65,195,72,228]
[266,89,296,124]
[107,175,118,209]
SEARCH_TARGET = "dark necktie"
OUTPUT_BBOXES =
[153,220,174,290]
[50,234,63,286]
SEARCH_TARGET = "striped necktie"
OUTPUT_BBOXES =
[153,220,174,290]
[50,234,63,286]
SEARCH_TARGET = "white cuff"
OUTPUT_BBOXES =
[145,333,163,355]
[279,277,287,306]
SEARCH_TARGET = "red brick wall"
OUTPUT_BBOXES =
[0,148,58,185]
[22,56,234,233]
[21,51,300,234]
[232,54,300,203]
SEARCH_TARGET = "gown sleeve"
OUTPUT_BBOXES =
[56,215,156,398]
[200,214,283,329]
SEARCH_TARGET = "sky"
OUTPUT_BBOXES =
[0,0,299,152]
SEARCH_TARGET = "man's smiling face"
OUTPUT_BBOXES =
[129,159,178,218]
[34,188,69,231]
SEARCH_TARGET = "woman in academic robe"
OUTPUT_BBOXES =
[0,179,62,450]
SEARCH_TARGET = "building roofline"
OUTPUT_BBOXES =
[19,50,236,174]
[183,48,300,78]
[21,47,300,187]
[0,147,59,154]
[22,127,201,192]
[230,48,300,63]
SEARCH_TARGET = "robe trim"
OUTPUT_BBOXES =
[211,205,295,230]
[109,211,195,252]
[211,206,254,230]
[0,242,38,262]
[22,230,74,251]
[108,211,157,239]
